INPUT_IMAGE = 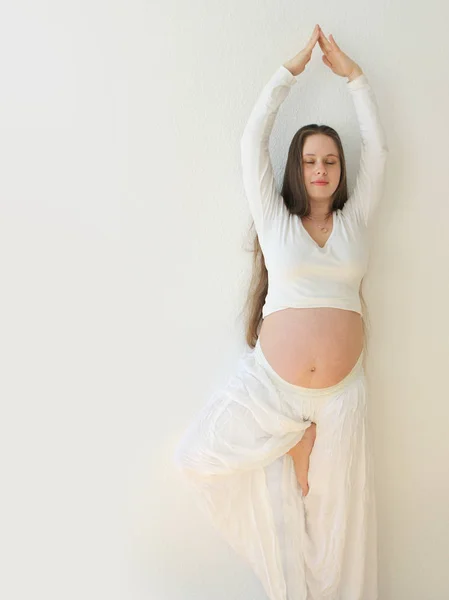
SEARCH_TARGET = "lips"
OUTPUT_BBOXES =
[312,181,329,185]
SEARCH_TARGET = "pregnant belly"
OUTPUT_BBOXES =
[258,307,365,389]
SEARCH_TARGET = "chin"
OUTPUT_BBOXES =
[309,190,334,198]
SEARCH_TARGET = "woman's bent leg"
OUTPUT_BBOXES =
[174,351,314,600]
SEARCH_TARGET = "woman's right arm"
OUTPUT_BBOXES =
[240,65,298,237]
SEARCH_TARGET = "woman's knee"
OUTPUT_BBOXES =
[174,397,260,477]
[174,411,221,477]
[173,427,201,474]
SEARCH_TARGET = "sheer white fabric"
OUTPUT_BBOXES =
[174,341,378,600]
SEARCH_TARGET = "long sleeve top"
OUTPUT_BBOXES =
[240,65,389,319]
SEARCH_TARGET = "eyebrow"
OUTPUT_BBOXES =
[304,153,339,158]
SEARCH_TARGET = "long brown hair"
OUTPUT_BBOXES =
[239,124,370,352]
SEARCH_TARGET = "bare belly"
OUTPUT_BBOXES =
[258,308,364,389]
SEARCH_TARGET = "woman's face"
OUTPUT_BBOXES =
[301,134,341,202]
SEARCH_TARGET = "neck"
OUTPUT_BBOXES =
[306,203,333,220]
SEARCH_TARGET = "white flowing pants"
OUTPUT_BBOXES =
[174,339,378,600]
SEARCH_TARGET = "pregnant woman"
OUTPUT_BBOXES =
[175,24,388,600]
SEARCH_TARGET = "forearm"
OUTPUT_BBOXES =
[284,59,363,82]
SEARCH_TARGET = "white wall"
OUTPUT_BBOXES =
[1,1,448,599]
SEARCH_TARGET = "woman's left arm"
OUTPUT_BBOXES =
[317,28,390,228]
[342,72,390,228]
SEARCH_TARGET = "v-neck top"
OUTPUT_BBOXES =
[240,65,389,319]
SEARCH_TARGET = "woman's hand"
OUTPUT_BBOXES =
[283,24,321,77]
[317,28,363,80]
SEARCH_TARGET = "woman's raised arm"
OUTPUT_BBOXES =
[343,73,389,228]
[240,25,321,237]
[240,65,297,236]
[317,28,389,228]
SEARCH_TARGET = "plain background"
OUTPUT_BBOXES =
[1,1,448,599]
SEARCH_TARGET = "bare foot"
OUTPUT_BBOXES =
[287,424,316,496]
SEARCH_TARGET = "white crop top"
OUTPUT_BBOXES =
[240,65,389,319]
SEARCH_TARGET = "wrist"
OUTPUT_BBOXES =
[283,61,301,77]
[347,66,363,82]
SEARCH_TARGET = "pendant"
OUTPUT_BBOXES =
[321,228,328,233]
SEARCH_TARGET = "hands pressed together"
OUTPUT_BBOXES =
[283,24,363,81]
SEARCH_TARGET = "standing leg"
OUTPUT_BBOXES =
[301,374,378,600]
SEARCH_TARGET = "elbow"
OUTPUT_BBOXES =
[241,122,258,146]
[380,129,390,154]
[240,130,254,160]
[240,128,251,148]
[376,132,389,155]
[373,140,389,156]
